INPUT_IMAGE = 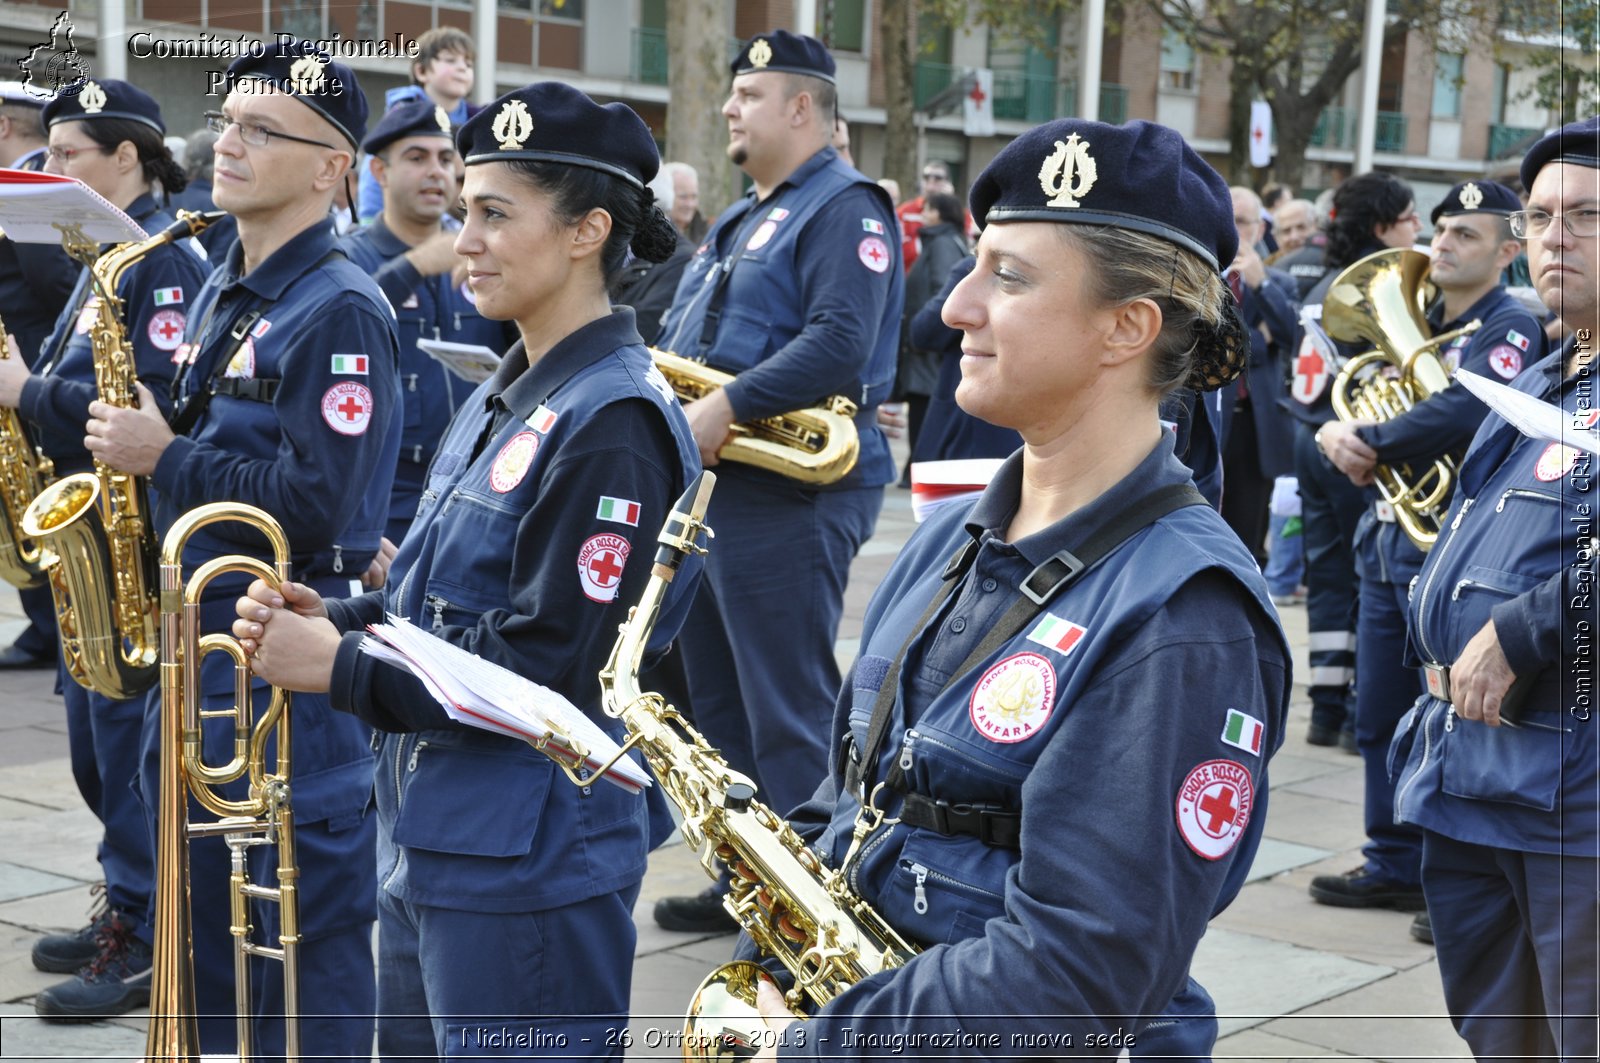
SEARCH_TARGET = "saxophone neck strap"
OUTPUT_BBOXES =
[843,482,1207,803]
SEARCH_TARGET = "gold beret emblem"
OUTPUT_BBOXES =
[78,81,106,114]
[288,55,328,95]
[492,99,534,150]
[435,106,452,134]
[748,38,773,69]
[1458,181,1484,211]
[1038,132,1099,208]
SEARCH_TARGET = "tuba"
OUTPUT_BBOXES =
[1322,248,1481,551]
[146,502,300,1063]
[21,211,219,699]
[0,314,54,588]
[598,471,917,1060]
[651,350,860,485]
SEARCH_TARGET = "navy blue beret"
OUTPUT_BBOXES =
[363,98,454,156]
[42,79,163,135]
[1521,116,1600,191]
[457,82,658,189]
[223,40,368,150]
[1430,178,1521,224]
[970,119,1236,270]
[732,29,835,84]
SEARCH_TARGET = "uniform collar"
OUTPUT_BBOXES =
[359,215,412,258]
[964,430,1191,570]
[485,307,644,419]
[218,219,339,301]
[1428,284,1514,332]
[125,192,161,225]
[756,145,840,204]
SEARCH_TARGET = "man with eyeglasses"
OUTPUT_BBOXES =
[1312,179,1543,937]
[898,159,956,268]
[1390,116,1600,1059]
[83,41,400,1060]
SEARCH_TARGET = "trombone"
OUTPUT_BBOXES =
[146,502,300,1063]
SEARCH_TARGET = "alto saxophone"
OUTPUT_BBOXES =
[651,350,860,485]
[0,315,54,588]
[22,211,220,700]
[598,471,917,1060]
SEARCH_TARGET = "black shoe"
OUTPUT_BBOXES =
[0,642,54,669]
[1339,729,1360,755]
[35,912,152,1022]
[1306,723,1340,746]
[1308,867,1427,911]
[1410,910,1434,944]
[653,886,736,934]
[32,885,112,973]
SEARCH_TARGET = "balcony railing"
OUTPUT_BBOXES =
[1059,82,1128,124]
[1310,109,1407,152]
[1488,123,1543,159]
[992,70,1057,123]
[913,60,958,110]
[632,27,668,85]
[1309,107,1351,148]
[1374,111,1407,153]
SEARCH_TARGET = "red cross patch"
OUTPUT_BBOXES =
[577,533,631,603]
[146,309,186,352]
[857,236,890,274]
[1487,344,1523,380]
[321,382,374,436]
[489,430,539,492]
[1291,335,1328,404]
[1176,759,1254,860]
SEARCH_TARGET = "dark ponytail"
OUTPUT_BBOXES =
[506,160,678,285]
[77,118,188,198]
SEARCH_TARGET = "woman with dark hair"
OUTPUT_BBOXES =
[1284,171,1420,753]
[0,79,208,1020]
[230,83,702,1057]
[737,119,1291,1060]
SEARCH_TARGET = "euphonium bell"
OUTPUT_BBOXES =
[0,314,53,589]
[1322,248,1481,551]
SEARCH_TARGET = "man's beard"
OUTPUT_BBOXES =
[730,145,748,167]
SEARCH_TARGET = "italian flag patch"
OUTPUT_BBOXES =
[330,354,368,375]
[1025,613,1086,656]
[596,496,640,526]
[1221,708,1264,756]
[153,287,183,306]
[526,405,558,434]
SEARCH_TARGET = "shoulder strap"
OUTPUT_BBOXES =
[843,482,1207,798]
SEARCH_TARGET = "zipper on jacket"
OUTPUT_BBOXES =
[408,739,430,771]
[1395,702,1443,820]
[1495,487,1559,513]
[898,730,918,773]
[1415,497,1473,665]
[909,863,929,914]
[331,544,344,574]
[426,594,448,632]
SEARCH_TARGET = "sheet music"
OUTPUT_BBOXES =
[361,615,649,792]
[909,458,1005,522]
[417,338,502,383]
[0,168,147,244]
[1454,368,1600,456]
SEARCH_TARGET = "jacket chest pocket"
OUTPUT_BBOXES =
[391,741,553,857]
[1445,564,1543,658]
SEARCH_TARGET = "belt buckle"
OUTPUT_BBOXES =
[1374,501,1396,523]
[1424,663,1451,702]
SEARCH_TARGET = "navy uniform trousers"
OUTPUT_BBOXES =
[1293,422,1365,732]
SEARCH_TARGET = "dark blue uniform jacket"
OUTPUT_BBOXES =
[745,433,1291,1056]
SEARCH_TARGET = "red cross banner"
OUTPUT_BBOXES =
[1249,101,1273,168]
[963,68,995,138]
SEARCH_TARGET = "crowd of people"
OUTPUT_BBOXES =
[0,22,1591,1060]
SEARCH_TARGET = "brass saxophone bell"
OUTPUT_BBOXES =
[685,961,781,1062]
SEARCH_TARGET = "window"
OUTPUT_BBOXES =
[1432,52,1464,119]
[540,0,583,20]
[826,0,866,53]
[1160,27,1195,92]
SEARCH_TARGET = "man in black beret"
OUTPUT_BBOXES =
[341,100,512,543]
[83,40,401,1059]
[1310,176,1543,932]
[1390,116,1599,1058]
[653,29,904,933]
[0,80,74,672]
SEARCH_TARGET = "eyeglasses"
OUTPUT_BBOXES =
[922,171,948,181]
[45,144,110,163]
[204,110,339,151]
[1509,208,1600,239]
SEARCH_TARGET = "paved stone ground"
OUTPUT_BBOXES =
[0,485,1467,1061]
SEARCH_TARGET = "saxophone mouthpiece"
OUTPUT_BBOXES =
[653,470,716,570]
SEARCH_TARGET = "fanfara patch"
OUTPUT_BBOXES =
[493,99,534,150]
[224,337,255,379]
[489,431,539,492]
[321,382,374,436]
[577,532,631,603]
[748,38,774,68]
[1487,344,1523,380]
[79,82,106,114]
[74,296,101,335]
[1291,334,1329,404]
[146,309,186,351]
[858,236,890,273]
[1039,132,1098,208]
[747,219,778,251]
[1458,182,1484,210]
[968,652,1057,744]
[1534,442,1581,482]
[1176,759,1255,860]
